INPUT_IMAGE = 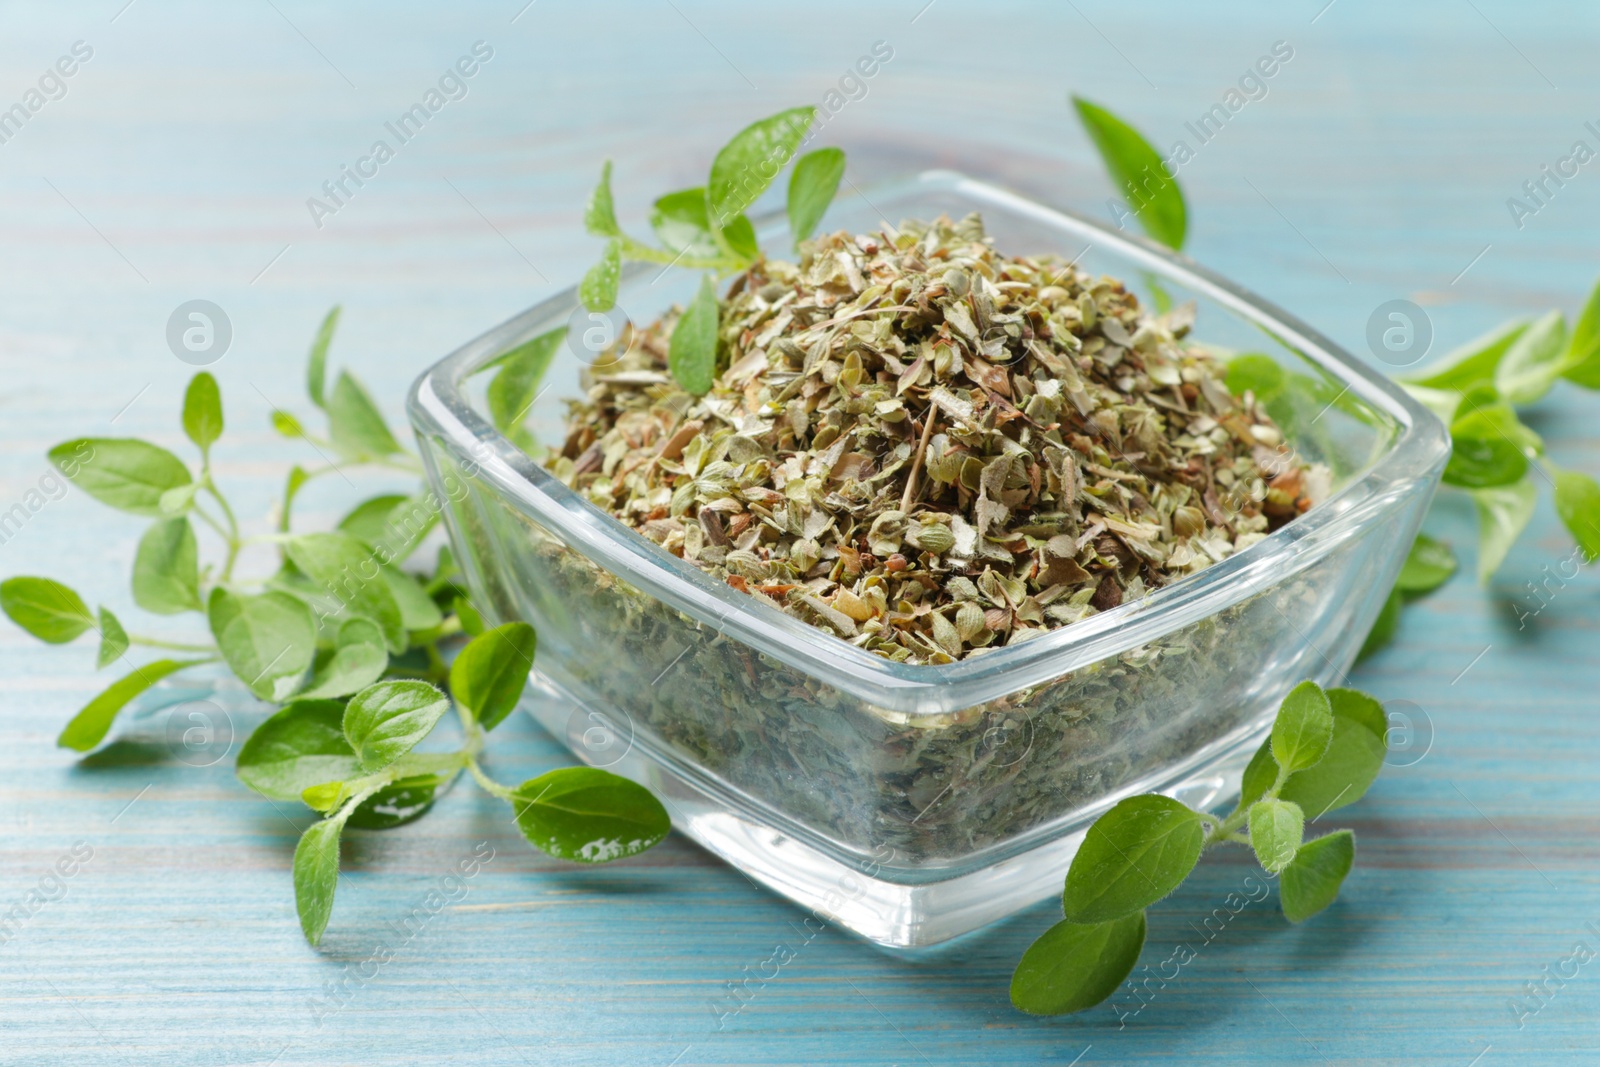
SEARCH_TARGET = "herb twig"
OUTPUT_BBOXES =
[1012,680,1383,1016]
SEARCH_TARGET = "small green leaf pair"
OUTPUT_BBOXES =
[238,622,669,945]
[577,108,846,397]
[1011,680,1379,1016]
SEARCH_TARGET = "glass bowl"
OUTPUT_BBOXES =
[407,170,1449,948]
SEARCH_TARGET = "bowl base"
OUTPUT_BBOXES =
[522,673,1259,949]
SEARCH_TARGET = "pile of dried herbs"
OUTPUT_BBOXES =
[549,214,1318,664]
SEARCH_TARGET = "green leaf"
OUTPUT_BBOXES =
[280,465,310,533]
[1280,713,1386,819]
[335,616,385,651]
[58,658,200,751]
[1072,95,1186,250]
[787,147,846,246]
[1248,798,1305,874]
[298,637,387,700]
[583,161,620,237]
[1327,687,1388,741]
[132,517,202,614]
[1443,403,1534,488]
[306,305,341,409]
[453,596,485,637]
[487,327,565,435]
[0,577,95,643]
[1271,680,1333,775]
[1561,273,1600,388]
[1010,912,1147,1016]
[1223,354,1285,399]
[336,494,410,547]
[271,410,305,438]
[669,275,720,396]
[1279,829,1355,923]
[283,532,406,653]
[159,483,197,515]
[1395,533,1456,594]
[1495,310,1568,405]
[327,371,403,459]
[235,698,362,801]
[337,491,435,564]
[580,240,621,313]
[1062,794,1203,923]
[721,213,759,261]
[1402,381,1464,427]
[293,817,342,945]
[341,680,451,773]
[380,566,443,632]
[345,774,444,830]
[207,588,316,701]
[651,187,719,257]
[49,438,192,516]
[1404,319,1527,391]
[707,107,814,230]
[1357,586,1402,662]
[1471,477,1537,582]
[95,607,128,669]
[511,766,671,863]
[182,372,224,455]
[1551,466,1600,562]
[449,622,537,730]
[301,780,345,813]
[1239,738,1277,808]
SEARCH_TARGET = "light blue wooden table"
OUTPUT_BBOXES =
[4,1,1600,1063]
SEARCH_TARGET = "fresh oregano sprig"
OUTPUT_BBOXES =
[578,107,847,395]
[1073,97,1600,651]
[241,623,669,944]
[0,310,671,946]
[1012,680,1384,1015]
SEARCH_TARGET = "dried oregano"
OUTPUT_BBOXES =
[549,213,1320,664]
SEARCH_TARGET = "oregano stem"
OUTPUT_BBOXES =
[466,758,518,803]
[129,636,217,653]
[618,235,745,271]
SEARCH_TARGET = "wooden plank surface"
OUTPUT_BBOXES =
[3,1,1600,1063]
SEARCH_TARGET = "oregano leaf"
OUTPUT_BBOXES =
[668,274,719,396]
[1280,830,1356,923]
[58,658,202,751]
[95,606,128,668]
[1271,680,1333,775]
[293,817,342,945]
[306,305,341,409]
[132,517,202,614]
[181,372,224,455]
[706,107,814,230]
[1010,912,1146,1016]
[449,622,537,731]
[787,147,846,245]
[49,438,192,516]
[584,161,620,237]
[1072,95,1186,250]
[0,576,95,643]
[341,680,451,773]
[1248,798,1304,874]
[1062,794,1203,923]
[580,239,621,313]
[510,767,670,863]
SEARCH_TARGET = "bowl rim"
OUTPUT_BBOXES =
[409,169,1450,715]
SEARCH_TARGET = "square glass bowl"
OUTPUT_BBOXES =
[408,171,1449,948]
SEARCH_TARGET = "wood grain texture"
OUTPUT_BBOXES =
[3,0,1600,1063]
